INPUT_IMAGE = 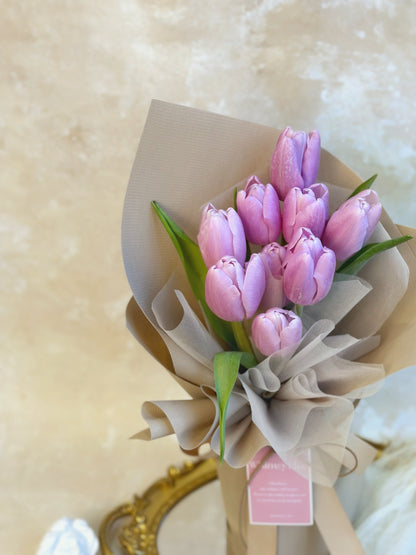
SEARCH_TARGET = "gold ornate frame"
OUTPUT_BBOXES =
[99,458,218,555]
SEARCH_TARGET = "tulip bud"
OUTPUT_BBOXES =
[283,227,336,305]
[322,189,382,261]
[259,242,287,310]
[270,127,321,200]
[251,308,302,357]
[197,203,246,268]
[282,183,328,242]
[236,175,281,245]
[205,254,265,321]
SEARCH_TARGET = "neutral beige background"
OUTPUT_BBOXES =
[1,1,415,553]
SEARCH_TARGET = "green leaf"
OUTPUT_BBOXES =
[213,351,243,462]
[239,351,257,370]
[152,201,205,297]
[347,174,377,199]
[151,201,236,348]
[337,235,412,275]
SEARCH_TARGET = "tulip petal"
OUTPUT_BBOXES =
[270,128,305,199]
[279,137,305,192]
[282,187,300,241]
[197,204,246,267]
[365,204,382,242]
[280,316,303,350]
[262,184,281,241]
[210,216,234,263]
[237,182,281,245]
[312,249,336,303]
[284,251,315,305]
[361,190,382,242]
[226,208,247,264]
[242,254,266,318]
[302,130,321,187]
[295,200,326,239]
[323,203,366,258]
[291,130,307,158]
[260,243,287,310]
[205,266,245,322]
[309,183,329,220]
[237,191,265,244]
[252,315,282,356]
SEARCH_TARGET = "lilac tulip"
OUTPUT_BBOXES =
[270,127,321,200]
[236,175,281,245]
[205,254,265,321]
[282,183,328,242]
[252,308,303,357]
[259,242,287,310]
[197,203,246,268]
[322,189,382,261]
[283,227,336,305]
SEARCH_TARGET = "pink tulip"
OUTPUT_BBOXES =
[283,227,335,305]
[270,127,321,200]
[197,203,246,268]
[205,254,266,321]
[259,242,287,310]
[252,308,302,357]
[322,189,382,261]
[236,175,281,245]
[282,183,328,242]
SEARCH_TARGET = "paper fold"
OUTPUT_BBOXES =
[132,273,384,484]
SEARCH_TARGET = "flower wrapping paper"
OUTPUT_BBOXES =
[122,100,416,554]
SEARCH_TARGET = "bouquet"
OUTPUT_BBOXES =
[122,101,416,554]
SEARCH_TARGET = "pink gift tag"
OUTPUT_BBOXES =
[246,447,313,526]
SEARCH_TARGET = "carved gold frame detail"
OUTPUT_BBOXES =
[99,458,218,555]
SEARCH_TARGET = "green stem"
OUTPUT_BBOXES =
[231,321,254,356]
[294,304,304,317]
[245,241,252,262]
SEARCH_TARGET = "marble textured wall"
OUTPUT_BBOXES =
[1,1,415,552]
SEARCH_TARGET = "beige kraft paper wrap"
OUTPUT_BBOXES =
[121,100,416,554]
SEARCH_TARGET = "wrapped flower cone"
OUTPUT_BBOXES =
[122,100,416,554]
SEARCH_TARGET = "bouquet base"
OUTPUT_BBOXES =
[217,459,369,555]
[217,461,327,555]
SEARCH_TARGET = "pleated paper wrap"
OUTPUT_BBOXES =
[122,101,416,554]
